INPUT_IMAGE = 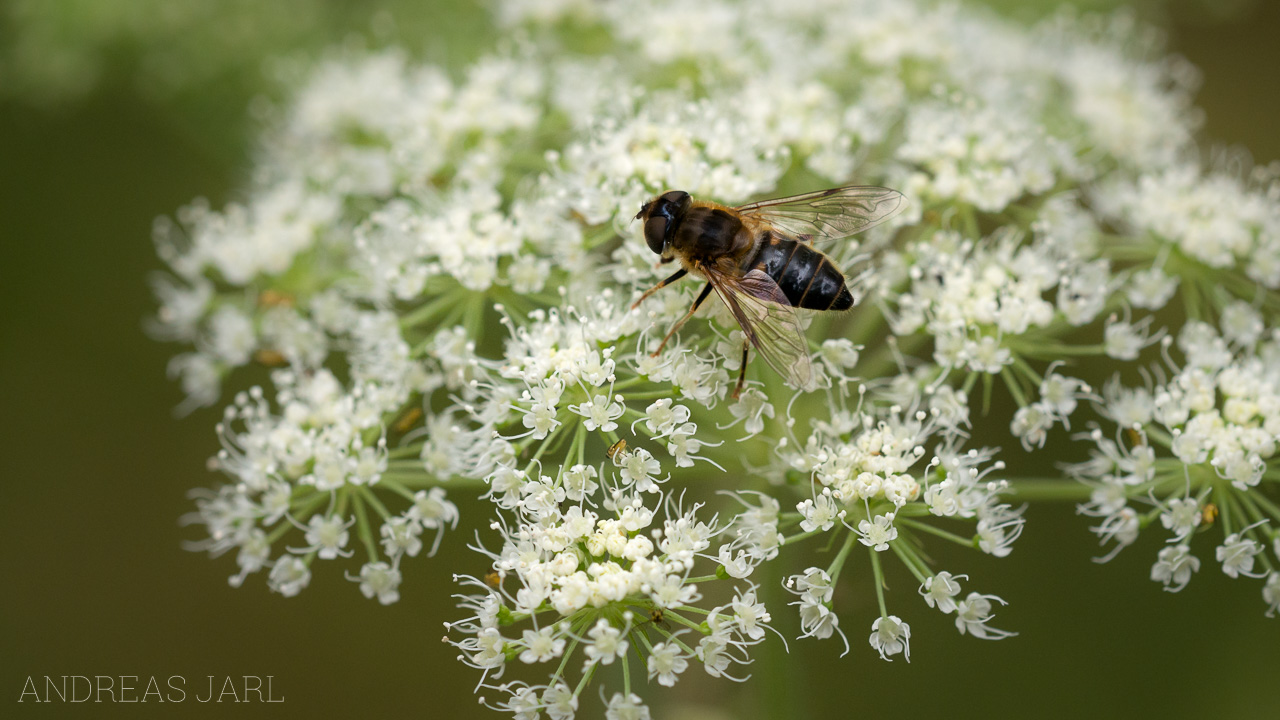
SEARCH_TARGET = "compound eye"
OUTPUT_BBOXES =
[644,216,667,254]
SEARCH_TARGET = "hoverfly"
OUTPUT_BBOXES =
[631,185,905,396]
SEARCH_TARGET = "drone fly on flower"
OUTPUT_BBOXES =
[632,185,905,396]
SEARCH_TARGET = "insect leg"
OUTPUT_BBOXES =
[631,268,688,310]
[651,282,713,356]
[732,340,749,399]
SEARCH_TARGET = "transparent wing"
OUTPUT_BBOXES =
[703,266,812,389]
[734,185,905,243]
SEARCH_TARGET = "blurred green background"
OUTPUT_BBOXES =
[2,1,1278,717]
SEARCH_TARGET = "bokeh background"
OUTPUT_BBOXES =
[2,1,1278,717]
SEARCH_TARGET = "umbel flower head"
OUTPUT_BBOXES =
[154,0,1280,715]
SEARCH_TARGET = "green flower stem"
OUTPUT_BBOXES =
[1215,484,1235,535]
[611,376,651,391]
[869,547,889,618]
[1233,488,1267,527]
[352,490,380,561]
[573,663,597,699]
[1143,426,1175,449]
[1011,353,1043,385]
[272,492,329,543]
[621,406,649,424]
[888,540,929,584]
[683,574,720,583]
[621,653,631,696]
[400,289,464,330]
[899,518,976,548]
[1010,342,1106,358]
[376,478,418,502]
[662,610,706,634]
[377,471,440,486]
[1002,478,1092,501]
[288,488,329,510]
[619,389,679,401]
[464,291,486,342]
[1181,275,1203,322]
[827,530,858,585]
[653,625,697,655]
[633,629,654,653]
[357,485,391,520]
[1001,365,1028,407]
[780,527,823,546]
[1246,487,1280,520]
[548,616,591,687]
[387,443,424,459]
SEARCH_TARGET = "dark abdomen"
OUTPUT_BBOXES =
[753,236,852,311]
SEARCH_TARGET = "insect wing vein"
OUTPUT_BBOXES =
[704,266,812,389]
[734,185,905,244]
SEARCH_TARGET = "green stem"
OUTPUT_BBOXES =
[683,575,720,583]
[1001,366,1028,407]
[663,611,707,635]
[889,540,929,584]
[827,530,859,585]
[573,663,596,698]
[399,290,461,330]
[621,653,631,696]
[352,491,380,561]
[781,528,824,546]
[899,519,976,548]
[1002,478,1091,502]
[869,547,888,618]
[357,485,392,520]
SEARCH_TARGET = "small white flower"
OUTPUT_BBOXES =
[562,464,599,501]
[1151,544,1199,592]
[570,393,624,432]
[267,556,311,597]
[954,593,1015,639]
[730,589,771,641]
[857,512,898,551]
[409,488,459,530]
[868,615,911,662]
[798,494,842,533]
[1158,498,1201,541]
[356,561,402,604]
[920,571,963,614]
[519,625,566,664]
[1217,530,1265,579]
[542,684,577,720]
[1264,574,1280,618]
[646,642,688,687]
[790,567,834,604]
[616,448,663,493]
[643,398,689,437]
[380,516,424,558]
[300,513,353,560]
[604,692,650,720]
[583,618,628,668]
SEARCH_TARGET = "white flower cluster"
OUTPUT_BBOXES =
[184,365,460,602]
[449,457,780,719]
[886,224,1110,371]
[151,0,1280,715]
[1099,164,1280,289]
[781,398,1019,659]
[1072,323,1280,611]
